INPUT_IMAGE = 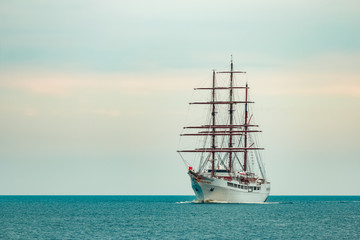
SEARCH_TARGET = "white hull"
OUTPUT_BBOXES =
[189,173,270,203]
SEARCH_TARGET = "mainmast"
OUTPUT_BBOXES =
[229,58,234,171]
[211,70,216,177]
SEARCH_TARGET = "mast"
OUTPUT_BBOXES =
[211,70,216,177]
[229,58,234,171]
[244,82,249,171]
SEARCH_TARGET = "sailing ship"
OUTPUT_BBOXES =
[178,59,270,203]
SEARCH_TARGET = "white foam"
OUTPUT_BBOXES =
[175,201,195,204]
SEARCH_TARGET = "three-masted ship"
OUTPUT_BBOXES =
[178,60,270,203]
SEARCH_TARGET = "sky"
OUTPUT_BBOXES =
[0,0,359,195]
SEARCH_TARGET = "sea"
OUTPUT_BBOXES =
[0,195,359,239]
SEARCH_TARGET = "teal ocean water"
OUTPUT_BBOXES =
[0,195,359,239]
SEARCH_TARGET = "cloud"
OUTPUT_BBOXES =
[0,70,201,96]
[1,0,359,74]
[1,50,359,101]
[252,51,360,98]
[86,109,121,117]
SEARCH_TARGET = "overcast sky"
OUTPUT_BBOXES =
[1,0,359,195]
